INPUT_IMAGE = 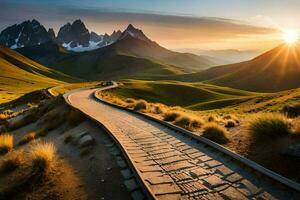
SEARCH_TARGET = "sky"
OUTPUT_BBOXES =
[1,0,299,51]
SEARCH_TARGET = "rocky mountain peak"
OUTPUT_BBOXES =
[57,19,90,48]
[119,24,151,42]
[0,19,52,49]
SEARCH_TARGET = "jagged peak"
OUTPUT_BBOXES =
[119,24,152,43]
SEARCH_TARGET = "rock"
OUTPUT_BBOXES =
[73,131,88,141]
[78,135,94,147]
[282,144,300,158]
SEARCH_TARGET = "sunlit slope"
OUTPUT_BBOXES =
[111,80,258,110]
[0,46,73,103]
[0,46,76,82]
[174,44,300,92]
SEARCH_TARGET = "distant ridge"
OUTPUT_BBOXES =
[174,44,300,92]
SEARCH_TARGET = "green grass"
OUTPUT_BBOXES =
[111,80,259,111]
[249,114,291,138]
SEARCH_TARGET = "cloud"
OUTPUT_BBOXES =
[0,3,277,49]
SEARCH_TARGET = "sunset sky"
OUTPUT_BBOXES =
[1,0,299,51]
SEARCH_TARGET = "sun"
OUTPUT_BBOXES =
[283,30,299,45]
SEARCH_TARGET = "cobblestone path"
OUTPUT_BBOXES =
[68,89,298,200]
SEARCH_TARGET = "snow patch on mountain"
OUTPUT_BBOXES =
[62,40,105,52]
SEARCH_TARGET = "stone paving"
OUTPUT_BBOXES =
[68,89,299,200]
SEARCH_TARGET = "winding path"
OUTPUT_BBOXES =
[66,88,299,200]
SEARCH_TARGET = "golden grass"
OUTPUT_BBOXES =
[249,113,291,137]
[0,134,13,155]
[202,123,229,144]
[163,111,182,121]
[174,115,204,131]
[31,142,55,172]
[133,100,148,111]
[0,152,21,173]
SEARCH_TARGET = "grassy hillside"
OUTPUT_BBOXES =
[113,79,300,115]
[0,46,75,103]
[173,44,300,92]
[17,36,215,80]
[111,80,258,110]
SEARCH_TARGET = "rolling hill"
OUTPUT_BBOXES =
[17,24,215,80]
[174,44,300,92]
[111,80,258,110]
[0,46,75,103]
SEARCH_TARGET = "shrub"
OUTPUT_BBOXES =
[7,108,39,131]
[174,115,203,130]
[133,100,147,111]
[18,132,37,146]
[0,154,21,173]
[163,111,181,121]
[225,120,236,128]
[249,114,291,138]
[152,104,164,114]
[0,134,13,155]
[31,142,55,172]
[202,123,229,144]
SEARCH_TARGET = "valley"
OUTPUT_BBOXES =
[0,14,300,199]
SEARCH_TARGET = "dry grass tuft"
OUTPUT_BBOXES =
[174,115,203,130]
[249,113,291,138]
[202,123,229,144]
[163,111,182,121]
[18,132,37,146]
[0,153,21,173]
[31,142,55,172]
[0,134,13,155]
[133,100,148,111]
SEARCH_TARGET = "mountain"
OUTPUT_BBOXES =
[57,19,90,48]
[17,24,215,80]
[104,24,215,72]
[174,44,300,92]
[0,19,122,52]
[0,19,52,49]
[57,19,122,52]
[0,46,77,103]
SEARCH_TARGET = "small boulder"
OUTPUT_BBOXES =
[282,144,300,158]
[74,131,88,141]
[78,135,94,147]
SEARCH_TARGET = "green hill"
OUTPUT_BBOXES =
[0,46,75,103]
[111,80,258,110]
[173,44,300,92]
